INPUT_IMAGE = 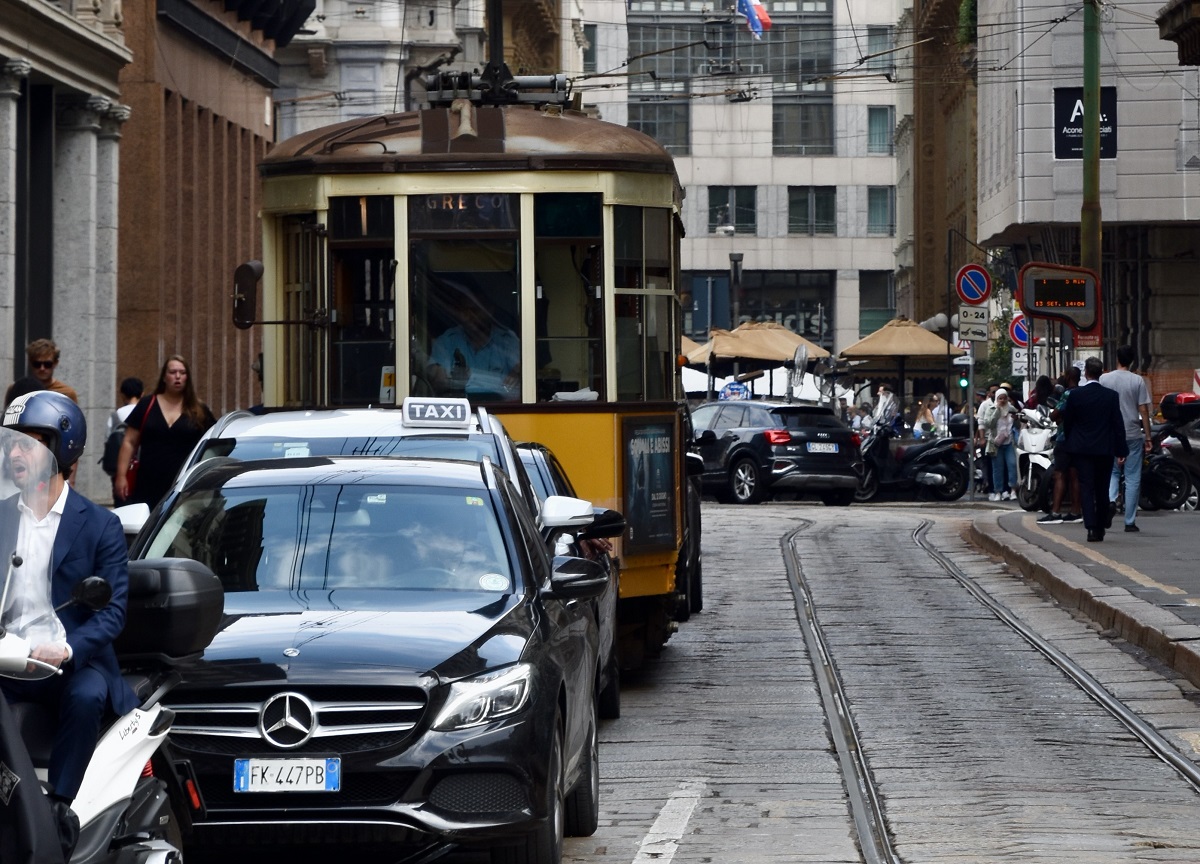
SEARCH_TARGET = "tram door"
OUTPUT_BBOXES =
[280,216,327,406]
[533,193,605,400]
[328,196,396,405]
[615,206,677,402]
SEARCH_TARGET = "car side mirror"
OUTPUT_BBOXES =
[577,507,625,541]
[546,555,608,600]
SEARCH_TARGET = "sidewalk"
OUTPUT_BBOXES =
[968,504,1200,689]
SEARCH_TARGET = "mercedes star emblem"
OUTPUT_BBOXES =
[258,692,317,749]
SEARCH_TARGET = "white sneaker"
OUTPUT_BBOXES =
[989,492,1000,502]
[1004,491,1016,500]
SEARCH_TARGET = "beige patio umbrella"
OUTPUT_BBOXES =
[839,316,965,397]
[686,322,829,400]
[685,321,829,365]
[681,335,703,357]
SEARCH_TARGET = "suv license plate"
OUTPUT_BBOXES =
[234,757,341,793]
[807,442,839,453]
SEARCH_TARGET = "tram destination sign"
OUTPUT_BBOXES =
[408,193,517,232]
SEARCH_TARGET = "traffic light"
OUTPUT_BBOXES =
[958,373,970,390]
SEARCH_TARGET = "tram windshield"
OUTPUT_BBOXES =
[314,192,679,406]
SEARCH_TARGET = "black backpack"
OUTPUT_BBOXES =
[100,416,125,477]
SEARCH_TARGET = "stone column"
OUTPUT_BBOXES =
[95,103,129,463]
[55,94,109,500]
[0,58,30,382]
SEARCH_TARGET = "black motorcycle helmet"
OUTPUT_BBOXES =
[2,390,87,470]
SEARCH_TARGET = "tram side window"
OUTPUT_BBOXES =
[534,193,604,401]
[329,196,396,405]
[615,206,677,402]
[408,194,522,402]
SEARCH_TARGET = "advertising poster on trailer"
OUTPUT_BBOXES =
[622,417,676,553]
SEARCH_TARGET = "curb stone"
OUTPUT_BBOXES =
[967,511,1200,689]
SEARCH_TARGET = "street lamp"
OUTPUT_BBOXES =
[729,252,743,329]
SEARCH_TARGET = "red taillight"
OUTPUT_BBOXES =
[951,440,966,451]
[141,760,154,778]
[1176,392,1200,404]
[764,429,791,445]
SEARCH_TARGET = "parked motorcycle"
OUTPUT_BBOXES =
[1160,392,1200,511]
[1016,404,1057,512]
[0,426,224,864]
[854,419,970,502]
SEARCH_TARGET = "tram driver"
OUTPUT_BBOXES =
[427,287,521,401]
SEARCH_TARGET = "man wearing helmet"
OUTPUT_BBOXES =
[0,390,138,847]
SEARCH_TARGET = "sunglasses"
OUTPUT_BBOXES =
[31,360,55,369]
[10,437,43,452]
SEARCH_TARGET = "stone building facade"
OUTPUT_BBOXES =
[1,0,131,498]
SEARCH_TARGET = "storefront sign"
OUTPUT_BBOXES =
[1054,87,1117,159]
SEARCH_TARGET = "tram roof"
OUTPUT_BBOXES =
[262,103,680,182]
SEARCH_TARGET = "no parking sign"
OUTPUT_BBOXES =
[1009,313,1029,348]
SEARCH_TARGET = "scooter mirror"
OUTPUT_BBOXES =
[72,576,113,612]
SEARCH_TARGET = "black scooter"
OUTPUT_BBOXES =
[854,419,971,502]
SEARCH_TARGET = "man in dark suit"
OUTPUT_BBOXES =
[1,391,137,854]
[1059,357,1128,542]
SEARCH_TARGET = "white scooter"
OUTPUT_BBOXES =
[0,427,223,864]
[1015,404,1057,512]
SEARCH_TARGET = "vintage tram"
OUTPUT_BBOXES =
[237,76,701,666]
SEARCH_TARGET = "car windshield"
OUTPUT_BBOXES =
[143,483,514,594]
[197,435,498,464]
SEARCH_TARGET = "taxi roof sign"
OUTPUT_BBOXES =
[402,397,473,428]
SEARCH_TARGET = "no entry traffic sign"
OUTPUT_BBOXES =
[955,264,992,306]
[1009,313,1029,348]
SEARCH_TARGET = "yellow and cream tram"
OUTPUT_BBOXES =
[238,81,701,665]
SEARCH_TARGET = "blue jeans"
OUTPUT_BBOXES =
[1109,437,1144,525]
[991,442,1017,493]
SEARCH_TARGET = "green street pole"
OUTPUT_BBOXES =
[1080,0,1101,277]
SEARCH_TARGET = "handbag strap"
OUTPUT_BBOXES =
[139,394,157,431]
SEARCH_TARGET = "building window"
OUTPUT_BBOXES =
[709,186,757,234]
[866,26,895,76]
[867,186,895,235]
[867,106,894,155]
[787,186,837,235]
[859,270,895,337]
[628,102,690,155]
[583,24,597,73]
[773,100,834,155]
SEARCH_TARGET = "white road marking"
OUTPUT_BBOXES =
[631,779,707,863]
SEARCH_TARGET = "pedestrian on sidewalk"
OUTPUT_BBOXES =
[1059,356,1128,542]
[980,387,1019,500]
[1040,366,1082,525]
[1100,345,1153,533]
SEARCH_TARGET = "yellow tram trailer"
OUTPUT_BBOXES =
[250,98,701,666]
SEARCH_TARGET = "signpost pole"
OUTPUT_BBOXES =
[1081,0,1102,277]
[968,344,976,503]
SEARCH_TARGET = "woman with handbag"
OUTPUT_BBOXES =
[114,355,215,510]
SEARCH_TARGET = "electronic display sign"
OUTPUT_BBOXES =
[1016,262,1102,347]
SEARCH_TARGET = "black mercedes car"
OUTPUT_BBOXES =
[516,442,622,720]
[690,400,861,505]
[127,456,607,863]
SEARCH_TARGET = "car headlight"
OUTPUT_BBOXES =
[432,664,533,731]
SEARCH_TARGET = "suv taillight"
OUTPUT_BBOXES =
[764,429,791,445]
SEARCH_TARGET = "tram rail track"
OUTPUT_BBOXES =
[781,516,1200,864]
